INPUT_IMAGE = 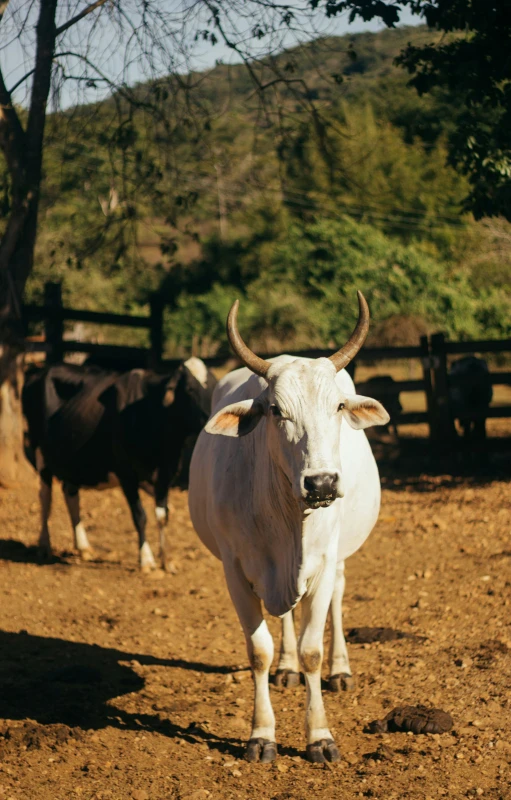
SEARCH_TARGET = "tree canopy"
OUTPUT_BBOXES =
[1,2,510,355]
[333,0,511,220]
[16,25,511,354]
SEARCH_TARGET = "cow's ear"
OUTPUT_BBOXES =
[342,394,390,430]
[206,399,265,437]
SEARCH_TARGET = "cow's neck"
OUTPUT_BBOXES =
[247,434,341,617]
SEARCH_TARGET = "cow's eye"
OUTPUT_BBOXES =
[338,402,345,412]
[270,404,282,417]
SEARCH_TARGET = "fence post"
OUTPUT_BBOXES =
[420,334,436,446]
[430,332,456,453]
[149,294,164,368]
[44,281,64,364]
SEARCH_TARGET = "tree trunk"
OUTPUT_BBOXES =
[0,198,40,487]
[0,343,34,487]
[0,0,58,487]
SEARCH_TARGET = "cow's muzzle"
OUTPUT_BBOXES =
[302,471,341,509]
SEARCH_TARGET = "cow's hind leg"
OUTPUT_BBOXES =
[299,571,340,763]
[155,503,169,569]
[154,473,171,571]
[38,468,53,560]
[473,417,489,465]
[62,482,94,561]
[328,560,354,692]
[224,561,276,762]
[275,611,300,688]
[154,455,181,571]
[119,475,156,571]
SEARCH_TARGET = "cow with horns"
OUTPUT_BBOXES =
[23,358,216,570]
[188,292,389,763]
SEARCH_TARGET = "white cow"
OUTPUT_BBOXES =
[188,292,389,763]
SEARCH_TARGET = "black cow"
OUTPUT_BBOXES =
[22,358,216,570]
[448,355,493,449]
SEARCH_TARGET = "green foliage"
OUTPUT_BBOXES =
[328,1,511,220]
[168,216,510,354]
[278,101,468,255]
[17,24,510,352]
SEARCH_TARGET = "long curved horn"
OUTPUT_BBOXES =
[227,300,270,378]
[329,290,370,372]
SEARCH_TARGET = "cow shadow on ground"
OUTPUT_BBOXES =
[372,435,511,492]
[0,539,70,566]
[379,464,511,493]
[0,541,126,569]
[0,630,295,759]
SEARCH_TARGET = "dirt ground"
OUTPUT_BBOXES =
[0,455,510,800]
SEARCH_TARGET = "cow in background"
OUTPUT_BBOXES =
[449,356,493,452]
[23,358,216,570]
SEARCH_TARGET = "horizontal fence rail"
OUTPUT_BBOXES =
[25,339,150,360]
[23,304,152,328]
[355,379,426,394]
[442,339,511,355]
[23,282,511,453]
[24,282,163,366]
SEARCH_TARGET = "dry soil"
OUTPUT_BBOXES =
[0,464,509,800]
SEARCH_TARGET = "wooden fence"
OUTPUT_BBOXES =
[24,282,164,368]
[428,332,511,449]
[23,282,511,449]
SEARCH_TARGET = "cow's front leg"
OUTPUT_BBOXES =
[299,572,340,763]
[328,560,354,692]
[62,483,94,561]
[224,561,276,763]
[275,611,300,688]
[119,474,156,571]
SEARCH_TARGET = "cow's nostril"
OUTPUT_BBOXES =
[304,473,338,499]
[304,475,320,494]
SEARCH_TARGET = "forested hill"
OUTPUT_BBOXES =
[20,24,511,354]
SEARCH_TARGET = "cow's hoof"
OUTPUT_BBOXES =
[79,547,95,562]
[306,738,340,764]
[274,669,300,688]
[328,672,355,692]
[245,738,277,763]
[140,542,157,572]
[161,557,178,574]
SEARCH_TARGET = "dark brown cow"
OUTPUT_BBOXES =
[23,358,216,569]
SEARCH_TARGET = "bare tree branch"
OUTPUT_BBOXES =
[26,0,58,153]
[0,200,31,274]
[0,67,26,181]
[7,68,35,95]
[202,0,271,101]
[55,0,111,37]
[56,50,120,92]
[0,0,25,172]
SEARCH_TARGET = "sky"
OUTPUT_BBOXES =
[1,2,420,111]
